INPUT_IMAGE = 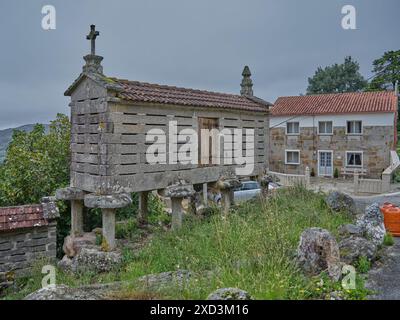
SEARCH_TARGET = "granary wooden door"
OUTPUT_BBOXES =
[198,117,219,166]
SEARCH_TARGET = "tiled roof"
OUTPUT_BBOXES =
[111,78,271,112]
[271,91,398,116]
[0,205,49,232]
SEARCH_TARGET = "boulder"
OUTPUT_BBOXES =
[356,203,386,246]
[325,191,356,214]
[24,284,102,300]
[207,288,253,300]
[72,247,122,273]
[62,232,97,258]
[338,224,363,238]
[296,228,342,281]
[339,236,377,265]
[137,270,192,290]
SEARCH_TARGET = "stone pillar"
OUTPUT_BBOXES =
[353,170,360,194]
[55,187,86,237]
[305,166,310,188]
[71,200,84,236]
[382,173,391,193]
[203,183,208,206]
[170,197,184,230]
[216,176,241,215]
[138,191,149,224]
[102,208,116,250]
[84,193,132,251]
[165,181,195,231]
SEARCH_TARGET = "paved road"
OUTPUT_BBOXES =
[366,238,400,300]
[351,192,400,214]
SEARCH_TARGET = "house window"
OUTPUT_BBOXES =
[346,152,363,167]
[285,150,300,165]
[286,122,299,135]
[318,121,333,135]
[347,121,362,135]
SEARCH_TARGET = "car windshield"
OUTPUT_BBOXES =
[241,182,260,190]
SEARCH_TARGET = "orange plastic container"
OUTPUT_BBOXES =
[382,206,400,237]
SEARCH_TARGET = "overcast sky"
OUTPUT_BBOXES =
[0,0,398,129]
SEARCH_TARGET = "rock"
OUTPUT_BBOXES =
[84,193,132,209]
[72,247,122,273]
[339,236,377,264]
[325,191,356,214]
[338,224,363,238]
[165,181,195,198]
[24,284,102,300]
[327,291,344,300]
[207,288,253,300]
[296,228,342,281]
[62,232,97,258]
[55,187,85,201]
[57,255,74,272]
[137,270,192,290]
[356,203,386,245]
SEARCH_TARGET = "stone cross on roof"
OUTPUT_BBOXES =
[86,25,100,55]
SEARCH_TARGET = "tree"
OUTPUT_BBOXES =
[307,56,368,94]
[0,114,70,206]
[368,50,400,91]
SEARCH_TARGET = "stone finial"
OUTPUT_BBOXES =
[41,196,60,220]
[240,66,253,96]
[82,25,103,74]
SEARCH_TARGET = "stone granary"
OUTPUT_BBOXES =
[57,25,271,250]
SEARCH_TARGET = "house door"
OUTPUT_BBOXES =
[318,151,333,177]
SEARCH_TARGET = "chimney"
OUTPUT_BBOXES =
[240,66,253,96]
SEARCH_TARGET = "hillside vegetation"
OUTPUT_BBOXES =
[4,186,370,300]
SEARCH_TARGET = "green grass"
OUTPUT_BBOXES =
[383,232,395,246]
[3,186,369,300]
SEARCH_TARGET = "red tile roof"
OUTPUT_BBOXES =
[271,91,398,116]
[0,205,49,232]
[112,78,271,112]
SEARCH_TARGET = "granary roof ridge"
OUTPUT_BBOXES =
[108,77,271,112]
[64,72,124,96]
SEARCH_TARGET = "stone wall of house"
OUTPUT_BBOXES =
[0,223,57,288]
[269,125,394,178]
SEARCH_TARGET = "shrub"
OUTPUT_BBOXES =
[334,168,339,179]
[383,232,395,246]
[355,256,371,274]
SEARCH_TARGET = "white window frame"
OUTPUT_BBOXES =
[286,122,300,135]
[317,150,334,177]
[318,121,333,135]
[285,149,300,165]
[346,120,363,135]
[345,151,363,168]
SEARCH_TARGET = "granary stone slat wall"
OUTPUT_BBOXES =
[69,81,269,193]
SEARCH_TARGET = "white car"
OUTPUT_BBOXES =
[213,180,281,204]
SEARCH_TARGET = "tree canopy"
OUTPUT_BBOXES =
[368,50,400,91]
[306,56,368,94]
[0,114,70,206]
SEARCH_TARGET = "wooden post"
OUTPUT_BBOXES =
[221,189,233,215]
[138,191,149,223]
[71,199,84,236]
